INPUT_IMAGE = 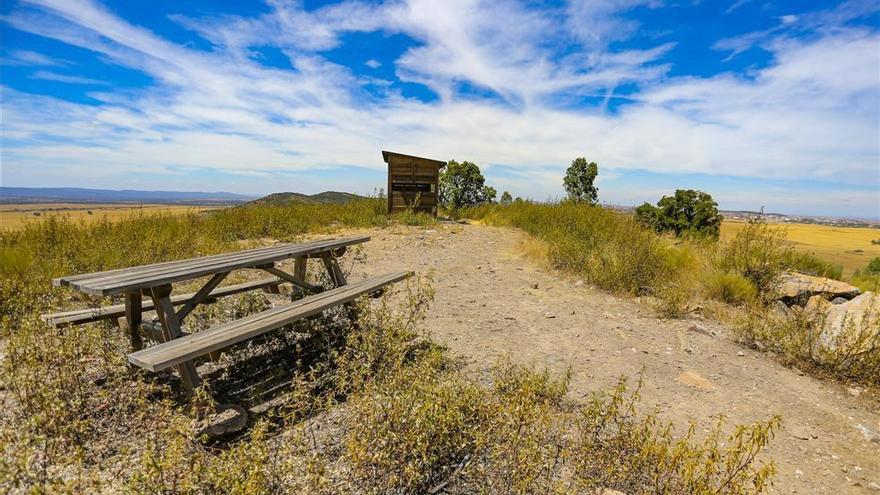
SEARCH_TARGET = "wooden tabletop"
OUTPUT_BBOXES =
[54,235,370,297]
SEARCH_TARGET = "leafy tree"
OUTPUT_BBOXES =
[439,160,495,210]
[500,191,513,205]
[635,189,723,239]
[563,157,599,204]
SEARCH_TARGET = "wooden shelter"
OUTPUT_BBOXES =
[383,150,445,215]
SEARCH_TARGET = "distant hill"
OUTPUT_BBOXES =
[0,187,253,205]
[250,191,367,206]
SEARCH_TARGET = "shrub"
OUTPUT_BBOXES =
[705,271,758,305]
[635,189,723,240]
[717,218,790,295]
[782,251,842,279]
[865,257,880,275]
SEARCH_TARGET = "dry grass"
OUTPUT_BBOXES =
[721,221,880,275]
[0,203,224,231]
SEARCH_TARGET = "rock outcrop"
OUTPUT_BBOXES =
[194,403,248,442]
[774,272,860,306]
[806,292,880,363]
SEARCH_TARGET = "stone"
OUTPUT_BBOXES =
[194,404,248,442]
[847,387,863,398]
[677,371,716,391]
[831,297,848,305]
[810,292,880,362]
[773,271,860,305]
[771,300,792,320]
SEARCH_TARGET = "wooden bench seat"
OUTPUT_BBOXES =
[41,277,284,327]
[128,271,413,372]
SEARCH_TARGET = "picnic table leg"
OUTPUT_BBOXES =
[148,284,202,391]
[124,292,143,351]
[320,253,347,287]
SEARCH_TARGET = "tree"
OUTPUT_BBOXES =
[563,157,599,204]
[500,191,513,204]
[439,160,495,210]
[635,189,723,239]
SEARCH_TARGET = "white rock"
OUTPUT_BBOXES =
[774,272,860,305]
[810,292,880,362]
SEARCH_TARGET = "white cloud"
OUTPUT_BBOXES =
[1,0,877,216]
[30,70,109,84]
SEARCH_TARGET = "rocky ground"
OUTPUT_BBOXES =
[337,222,879,494]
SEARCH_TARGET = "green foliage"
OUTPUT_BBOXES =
[704,272,758,305]
[717,217,790,295]
[782,251,842,279]
[636,189,723,240]
[499,191,513,205]
[866,257,880,275]
[439,160,495,211]
[563,157,599,205]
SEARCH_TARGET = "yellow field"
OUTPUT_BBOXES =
[0,203,225,231]
[721,220,880,274]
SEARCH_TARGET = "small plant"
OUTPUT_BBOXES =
[705,271,757,305]
[717,217,790,295]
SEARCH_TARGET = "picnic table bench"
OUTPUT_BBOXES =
[49,235,412,390]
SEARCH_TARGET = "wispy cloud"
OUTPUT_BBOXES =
[2,49,69,66]
[30,70,108,84]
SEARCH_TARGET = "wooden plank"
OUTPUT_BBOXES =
[148,285,201,389]
[41,277,284,326]
[260,265,322,292]
[59,238,337,288]
[176,271,228,322]
[53,237,361,288]
[128,271,412,372]
[124,292,143,351]
[321,253,347,287]
[58,235,369,296]
[81,237,360,294]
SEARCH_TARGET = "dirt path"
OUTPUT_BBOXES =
[344,222,879,494]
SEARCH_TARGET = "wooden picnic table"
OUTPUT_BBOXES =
[53,235,371,389]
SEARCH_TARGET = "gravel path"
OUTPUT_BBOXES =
[342,222,879,494]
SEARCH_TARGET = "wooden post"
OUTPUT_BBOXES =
[320,253,347,287]
[124,292,143,351]
[148,284,201,390]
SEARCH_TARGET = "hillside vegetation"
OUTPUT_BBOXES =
[465,201,879,385]
[0,199,781,494]
[249,190,367,206]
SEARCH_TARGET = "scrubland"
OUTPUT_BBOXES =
[0,198,875,493]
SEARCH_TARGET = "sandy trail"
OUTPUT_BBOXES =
[341,222,879,494]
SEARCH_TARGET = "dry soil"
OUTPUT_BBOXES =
[344,222,880,494]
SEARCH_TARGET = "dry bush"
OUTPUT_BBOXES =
[735,303,880,385]
[466,202,674,295]
[716,218,790,296]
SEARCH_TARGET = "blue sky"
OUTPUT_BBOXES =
[1,0,878,219]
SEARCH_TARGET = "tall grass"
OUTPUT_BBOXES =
[466,202,879,385]
[0,199,781,493]
[0,199,392,322]
[467,201,674,295]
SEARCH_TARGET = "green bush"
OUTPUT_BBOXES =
[704,271,758,305]
[635,189,723,240]
[716,218,790,295]
[782,251,843,279]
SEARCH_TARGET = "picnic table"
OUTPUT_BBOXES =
[49,235,412,390]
